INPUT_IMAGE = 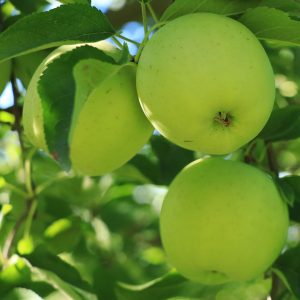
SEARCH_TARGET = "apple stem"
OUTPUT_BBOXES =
[214,112,232,127]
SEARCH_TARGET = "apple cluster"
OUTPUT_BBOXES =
[23,12,289,285]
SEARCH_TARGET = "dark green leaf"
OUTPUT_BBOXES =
[38,45,116,169]
[161,0,300,21]
[151,135,194,185]
[280,176,300,222]
[275,177,296,206]
[43,217,82,254]
[24,245,92,293]
[58,0,91,4]
[161,0,259,21]
[259,106,300,142]
[273,246,300,298]
[0,60,11,95]
[240,7,300,47]
[0,4,115,62]
[10,0,48,13]
[14,50,50,88]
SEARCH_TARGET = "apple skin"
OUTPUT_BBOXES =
[70,64,153,175]
[23,42,153,175]
[160,158,289,285]
[137,13,275,154]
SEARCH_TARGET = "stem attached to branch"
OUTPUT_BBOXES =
[146,3,159,23]
[141,2,148,38]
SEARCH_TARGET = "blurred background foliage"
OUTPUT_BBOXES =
[0,1,300,299]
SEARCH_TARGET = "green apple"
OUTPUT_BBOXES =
[137,13,275,154]
[0,59,11,95]
[23,41,153,175]
[160,158,289,284]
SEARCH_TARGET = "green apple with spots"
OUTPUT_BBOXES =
[137,13,275,154]
[160,158,289,285]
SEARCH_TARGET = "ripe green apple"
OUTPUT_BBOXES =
[137,13,275,154]
[160,158,289,284]
[23,41,153,175]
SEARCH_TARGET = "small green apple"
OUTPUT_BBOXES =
[137,13,275,154]
[160,158,289,284]
[23,41,153,175]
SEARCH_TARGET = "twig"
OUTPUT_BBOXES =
[116,34,140,46]
[141,2,148,37]
[146,3,159,23]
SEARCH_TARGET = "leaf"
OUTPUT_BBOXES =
[24,245,93,293]
[240,7,300,47]
[30,266,97,300]
[38,45,116,169]
[273,246,300,298]
[0,60,11,95]
[10,0,48,13]
[279,176,300,222]
[116,271,270,300]
[151,135,194,185]
[275,177,295,206]
[43,217,82,254]
[14,50,50,88]
[161,0,256,21]
[0,4,115,62]
[161,0,300,21]
[215,278,271,300]
[58,0,90,4]
[258,106,300,142]
[3,288,43,300]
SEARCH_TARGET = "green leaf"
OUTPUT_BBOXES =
[43,217,82,254]
[116,271,271,300]
[216,278,271,300]
[116,271,193,300]
[275,177,296,206]
[161,0,300,21]
[280,176,300,222]
[0,60,11,95]
[38,45,116,169]
[151,135,194,185]
[24,245,92,293]
[240,7,300,47]
[160,0,259,21]
[0,4,115,62]
[3,288,43,300]
[14,50,50,88]
[58,0,91,4]
[273,246,300,298]
[10,0,48,13]
[258,106,300,142]
[30,266,97,300]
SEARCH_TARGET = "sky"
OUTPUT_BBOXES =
[0,0,144,109]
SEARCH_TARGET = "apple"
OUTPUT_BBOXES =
[160,158,289,284]
[23,41,153,175]
[137,13,275,155]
